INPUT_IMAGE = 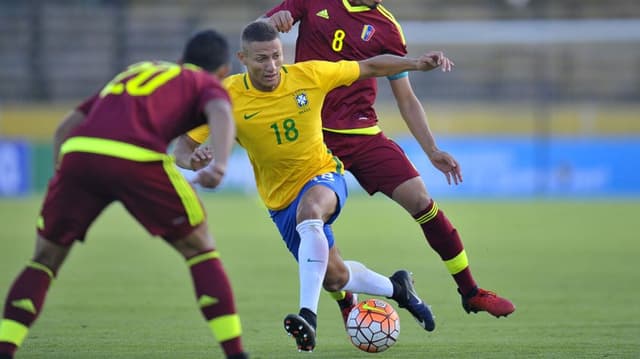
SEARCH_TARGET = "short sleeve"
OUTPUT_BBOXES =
[265,0,306,21]
[309,60,360,93]
[380,11,408,57]
[194,74,230,117]
[186,125,210,145]
[76,93,99,115]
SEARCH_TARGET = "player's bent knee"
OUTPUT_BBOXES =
[170,223,215,259]
[392,179,432,215]
[32,235,72,272]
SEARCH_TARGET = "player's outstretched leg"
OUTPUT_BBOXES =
[388,270,436,332]
[413,200,515,318]
[330,290,358,327]
[0,261,56,359]
[186,250,249,358]
[460,287,515,317]
[283,308,317,352]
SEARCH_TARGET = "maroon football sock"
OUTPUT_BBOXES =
[414,201,477,295]
[188,251,244,357]
[0,263,55,356]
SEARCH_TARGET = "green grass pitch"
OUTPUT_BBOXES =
[1,194,639,358]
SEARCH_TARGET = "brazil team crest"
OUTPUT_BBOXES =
[294,91,310,114]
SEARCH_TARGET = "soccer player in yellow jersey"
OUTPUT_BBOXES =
[174,21,453,352]
[265,0,515,320]
[261,0,515,317]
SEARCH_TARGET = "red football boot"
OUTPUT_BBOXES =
[462,287,515,317]
[337,291,358,327]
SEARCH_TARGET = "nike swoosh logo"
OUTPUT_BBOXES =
[408,288,422,305]
[362,303,387,314]
[243,111,260,120]
[306,258,324,263]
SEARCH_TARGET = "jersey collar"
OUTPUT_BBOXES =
[342,0,373,13]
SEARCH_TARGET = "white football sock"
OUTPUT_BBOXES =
[296,219,329,314]
[342,260,394,297]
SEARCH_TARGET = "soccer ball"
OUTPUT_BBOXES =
[346,298,400,353]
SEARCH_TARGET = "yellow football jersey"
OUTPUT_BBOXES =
[187,60,360,210]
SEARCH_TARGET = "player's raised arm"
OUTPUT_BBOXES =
[358,51,454,81]
[192,98,236,189]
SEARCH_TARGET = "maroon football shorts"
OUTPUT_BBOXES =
[323,131,420,197]
[38,152,204,246]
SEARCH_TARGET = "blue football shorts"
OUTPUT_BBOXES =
[269,172,348,261]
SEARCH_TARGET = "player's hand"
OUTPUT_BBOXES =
[428,150,463,185]
[268,10,294,32]
[190,146,213,170]
[191,163,225,189]
[417,51,454,72]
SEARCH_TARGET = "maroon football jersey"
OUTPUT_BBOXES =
[266,0,407,130]
[74,61,229,153]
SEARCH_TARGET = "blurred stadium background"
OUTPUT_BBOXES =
[1,0,639,197]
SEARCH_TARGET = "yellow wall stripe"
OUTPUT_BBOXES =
[27,261,55,280]
[60,136,167,162]
[415,202,439,224]
[0,319,29,346]
[444,250,469,275]
[162,157,204,226]
[187,251,220,267]
[208,314,242,343]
